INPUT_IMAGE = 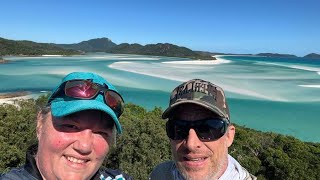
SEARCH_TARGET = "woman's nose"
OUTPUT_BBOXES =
[73,129,93,154]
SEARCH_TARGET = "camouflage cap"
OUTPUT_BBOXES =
[162,79,230,123]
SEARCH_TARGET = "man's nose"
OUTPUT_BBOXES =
[73,129,93,154]
[184,128,202,150]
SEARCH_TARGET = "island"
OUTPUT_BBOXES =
[0,37,81,56]
[303,53,320,59]
[55,38,215,60]
[256,53,298,58]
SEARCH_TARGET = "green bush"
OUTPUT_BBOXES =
[0,98,319,180]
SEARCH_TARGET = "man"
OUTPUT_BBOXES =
[1,72,132,180]
[150,79,256,180]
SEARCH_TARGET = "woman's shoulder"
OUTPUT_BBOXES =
[97,167,134,180]
[0,166,35,180]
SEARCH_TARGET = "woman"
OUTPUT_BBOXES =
[1,72,132,180]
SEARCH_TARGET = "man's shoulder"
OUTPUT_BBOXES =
[98,167,133,180]
[241,167,257,180]
[0,167,34,180]
[149,161,175,180]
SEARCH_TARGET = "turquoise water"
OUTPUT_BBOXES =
[1,54,319,142]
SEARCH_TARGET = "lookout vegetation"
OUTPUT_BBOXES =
[0,96,319,180]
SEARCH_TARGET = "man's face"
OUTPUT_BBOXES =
[170,104,235,180]
[36,110,114,180]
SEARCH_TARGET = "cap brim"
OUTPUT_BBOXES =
[162,100,227,120]
[51,99,122,134]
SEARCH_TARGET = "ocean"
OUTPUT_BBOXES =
[1,53,319,142]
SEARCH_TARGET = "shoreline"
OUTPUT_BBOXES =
[0,91,46,105]
[0,91,30,99]
[162,55,231,65]
[108,55,233,83]
[0,91,31,105]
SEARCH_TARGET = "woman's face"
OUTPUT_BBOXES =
[36,110,114,180]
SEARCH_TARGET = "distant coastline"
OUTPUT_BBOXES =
[0,56,8,63]
[1,36,320,60]
[0,91,33,105]
[0,91,29,99]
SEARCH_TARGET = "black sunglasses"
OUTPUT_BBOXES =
[166,118,229,141]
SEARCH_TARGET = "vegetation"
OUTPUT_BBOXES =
[303,53,320,59]
[57,38,216,60]
[56,37,116,52]
[256,53,298,58]
[1,37,215,60]
[0,97,319,179]
[0,37,81,56]
[107,43,216,60]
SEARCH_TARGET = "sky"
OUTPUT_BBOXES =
[0,0,319,56]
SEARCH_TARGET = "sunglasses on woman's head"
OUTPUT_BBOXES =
[166,118,229,141]
[48,79,124,117]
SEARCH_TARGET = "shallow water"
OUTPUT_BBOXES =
[1,54,319,142]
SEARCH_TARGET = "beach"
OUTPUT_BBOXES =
[0,91,33,104]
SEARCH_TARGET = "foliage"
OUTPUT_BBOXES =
[0,95,47,172]
[0,98,319,180]
[255,53,298,58]
[303,53,320,59]
[55,38,116,52]
[108,43,215,60]
[0,37,81,56]
[1,37,214,60]
[104,103,171,178]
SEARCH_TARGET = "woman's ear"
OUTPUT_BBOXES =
[36,112,43,141]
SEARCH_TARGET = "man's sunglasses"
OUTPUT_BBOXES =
[48,79,124,117]
[166,118,229,141]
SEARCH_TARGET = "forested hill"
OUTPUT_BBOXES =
[256,53,298,58]
[0,37,81,56]
[256,52,320,59]
[304,53,320,59]
[55,38,215,60]
[108,43,216,60]
[56,37,117,52]
[1,36,215,60]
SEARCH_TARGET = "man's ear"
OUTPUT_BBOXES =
[226,125,235,147]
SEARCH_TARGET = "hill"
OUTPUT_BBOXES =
[196,50,253,56]
[108,43,216,60]
[55,37,116,52]
[0,37,81,56]
[56,38,215,60]
[303,53,320,59]
[0,37,214,59]
[256,53,298,58]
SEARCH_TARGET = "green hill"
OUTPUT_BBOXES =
[256,53,298,58]
[56,37,116,52]
[1,37,215,60]
[304,53,320,59]
[56,38,215,60]
[0,37,81,56]
[108,43,216,60]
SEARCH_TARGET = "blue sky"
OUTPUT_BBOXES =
[0,0,319,56]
